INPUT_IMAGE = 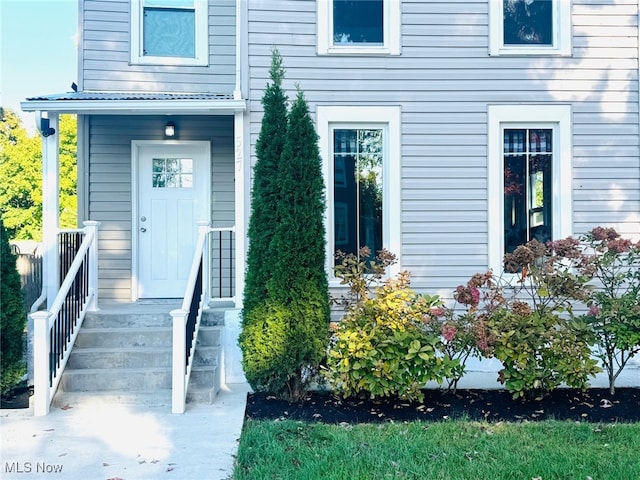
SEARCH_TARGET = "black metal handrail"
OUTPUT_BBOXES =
[185,259,203,370]
[210,229,235,300]
[49,245,90,386]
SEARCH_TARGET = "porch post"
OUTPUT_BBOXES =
[84,220,100,311]
[198,221,211,306]
[32,310,51,416]
[41,113,60,308]
[234,111,247,309]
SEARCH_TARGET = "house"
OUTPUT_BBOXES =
[21,0,640,415]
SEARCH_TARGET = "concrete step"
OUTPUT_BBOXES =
[60,367,173,392]
[74,327,172,348]
[66,347,173,369]
[56,308,224,405]
[82,312,173,328]
[52,391,172,408]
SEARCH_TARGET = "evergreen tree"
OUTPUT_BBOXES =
[267,88,331,398]
[240,58,330,400]
[0,218,26,394]
[242,49,288,314]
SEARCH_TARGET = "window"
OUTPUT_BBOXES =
[131,0,209,66]
[489,0,571,56]
[317,106,401,281]
[317,0,401,55]
[333,128,383,257]
[488,105,572,273]
[503,128,552,253]
[152,158,193,188]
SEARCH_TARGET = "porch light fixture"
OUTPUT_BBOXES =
[40,118,56,137]
[164,121,176,138]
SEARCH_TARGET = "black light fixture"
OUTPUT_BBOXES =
[164,121,176,138]
[40,118,56,137]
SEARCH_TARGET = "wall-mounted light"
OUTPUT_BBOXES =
[164,121,176,138]
[40,118,56,137]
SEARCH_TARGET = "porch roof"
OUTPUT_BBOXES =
[20,91,246,115]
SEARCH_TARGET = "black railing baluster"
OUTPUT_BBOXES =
[49,230,93,390]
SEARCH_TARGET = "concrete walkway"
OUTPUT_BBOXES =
[0,383,251,480]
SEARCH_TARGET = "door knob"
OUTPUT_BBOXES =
[140,227,147,233]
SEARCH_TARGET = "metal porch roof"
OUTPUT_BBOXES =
[20,91,246,115]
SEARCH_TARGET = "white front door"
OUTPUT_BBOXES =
[133,141,211,299]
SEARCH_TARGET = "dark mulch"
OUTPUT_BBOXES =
[0,385,32,409]
[245,388,640,424]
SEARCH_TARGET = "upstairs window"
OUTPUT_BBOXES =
[489,0,571,56]
[333,1,383,45]
[317,0,401,55]
[131,0,209,66]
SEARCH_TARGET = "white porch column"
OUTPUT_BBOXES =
[234,111,247,309]
[41,113,60,308]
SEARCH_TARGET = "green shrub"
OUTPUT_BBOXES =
[1,218,26,394]
[578,227,640,394]
[467,239,601,399]
[325,269,456,402]
[487,308,598,399]
[240,290,329,398]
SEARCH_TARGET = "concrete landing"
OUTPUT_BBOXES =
[0,383,251,480]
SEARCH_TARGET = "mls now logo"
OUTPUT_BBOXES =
[5,461,64,474]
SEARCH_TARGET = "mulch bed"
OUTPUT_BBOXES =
[0,385,31,409]
[245,388,640,424]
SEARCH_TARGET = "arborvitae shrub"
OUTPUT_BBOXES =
[240,57,330,400]
[242,49,288,315]
[1,218,26,394]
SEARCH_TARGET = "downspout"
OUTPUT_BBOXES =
[234,0,243,100]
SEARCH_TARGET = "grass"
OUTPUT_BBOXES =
[233,419,640,479]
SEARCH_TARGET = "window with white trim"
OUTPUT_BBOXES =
[317,0,401,55]
[317,106,401,281]
[487,105,572,273]
[131,0,209,66]
[489,0,571,56]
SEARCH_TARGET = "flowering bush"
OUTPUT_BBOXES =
[427,272,496,392]
[577,227,640,394]
[326,250,456,402]
[460,239,600,399]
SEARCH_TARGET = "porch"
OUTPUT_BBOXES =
[30,223,246,416]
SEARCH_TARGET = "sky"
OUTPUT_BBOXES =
[1,0,78,133]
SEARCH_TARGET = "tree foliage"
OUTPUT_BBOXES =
[242,50,288,315]
[0,218,26,394]
[0,108,77,240]
[240,52,330,400]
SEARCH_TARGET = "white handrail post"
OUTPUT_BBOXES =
[171,309,187,414]
[32,310,51,416]
[198,221,211,307]
[84,220,101,312]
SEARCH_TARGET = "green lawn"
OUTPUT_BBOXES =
[233,419,640,480]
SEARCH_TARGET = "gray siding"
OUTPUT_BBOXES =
[88,115,235,301]
[80,0,236,94]
[248,0,640,293]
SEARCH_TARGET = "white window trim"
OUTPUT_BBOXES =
[487,105,573,274]
[489,0,572,56]
[317,0,401,56]
[130,0,209,66]
[317,106,402,284]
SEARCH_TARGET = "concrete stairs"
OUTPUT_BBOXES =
[52,305,224,408]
